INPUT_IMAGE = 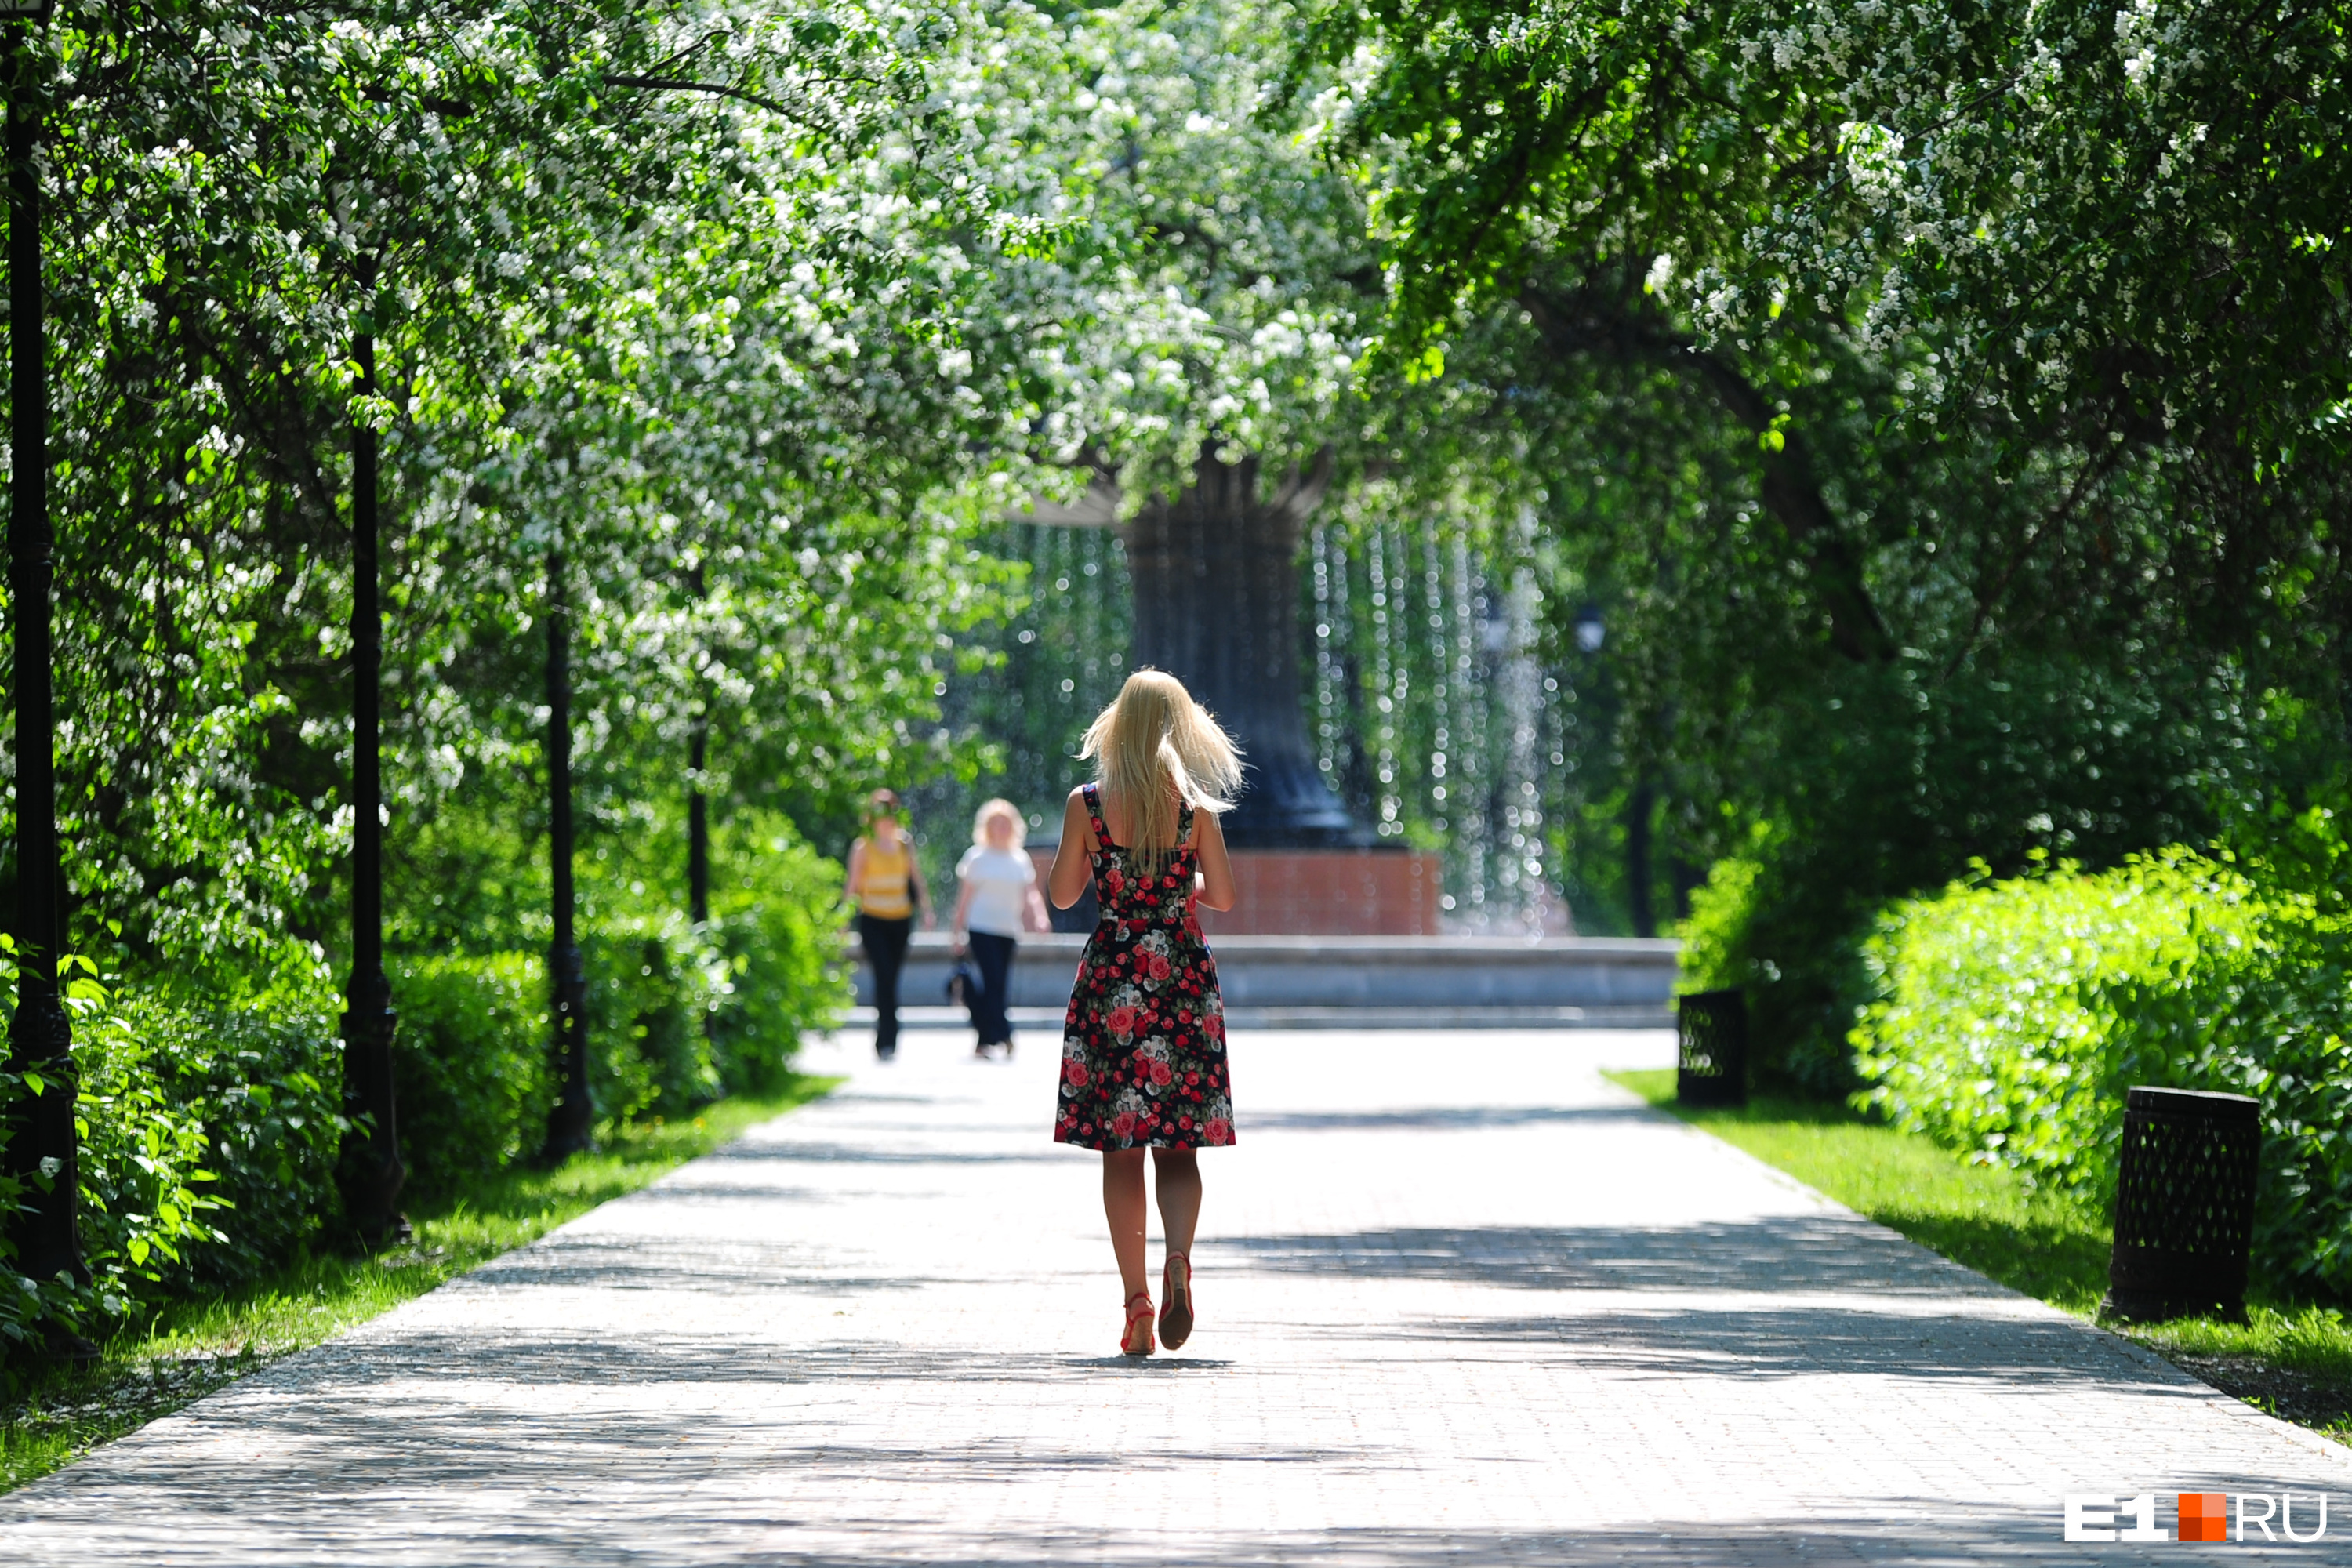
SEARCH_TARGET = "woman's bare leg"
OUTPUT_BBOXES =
[1152,1148,1202,1259]
[1102,1149,1150,1300]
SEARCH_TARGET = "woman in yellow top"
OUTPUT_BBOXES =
[846,789,931,1059]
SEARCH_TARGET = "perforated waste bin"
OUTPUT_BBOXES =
[1675,989,1748,1108]
[2100,1086,2260,1323]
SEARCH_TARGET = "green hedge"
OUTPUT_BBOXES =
[1675,833,1875,1094]
[708,829,852,1094]
[2,967,341,1353]
[394,927,733,1196]
[4,830,848,1359]
[390,953,552,1199]
[1853,824,2352,1294]
[390,851,848,1193]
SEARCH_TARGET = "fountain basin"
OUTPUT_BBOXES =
[851,931,1679,1029]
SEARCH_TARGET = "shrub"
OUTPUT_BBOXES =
[710,828,851,1093]
[1667,652,2234,1093]
[112,995,341,1290]
[2,960,339,1354]
[1674,850,1761,1001]
[583,916,723,1121]
[1674,829,1874,1094]
[390,953,551,1199]
[1853,817,2352,1295]
[393,935,725,1185]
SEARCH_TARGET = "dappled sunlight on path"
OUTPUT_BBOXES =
[2,1028,2346,1564]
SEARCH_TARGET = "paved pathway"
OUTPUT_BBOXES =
[4,1027,2347,1564]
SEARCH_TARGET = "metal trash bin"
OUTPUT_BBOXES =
[1675,989,1748,1108]
[2100,1086,2260,1323]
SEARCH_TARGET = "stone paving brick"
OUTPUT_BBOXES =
[2,1028,2347,1564]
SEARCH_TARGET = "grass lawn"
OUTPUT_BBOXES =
[1,1074,839,1496]
[1606,1069,2352,1446]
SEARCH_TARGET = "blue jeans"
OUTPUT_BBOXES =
[967,931,1017,1047]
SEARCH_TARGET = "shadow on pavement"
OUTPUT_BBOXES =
[1378,1306,2160,1385]
[695,1139,1068,1167]
[1216,1218,2005,1297]
[452,1235,931,1296]
[1246,1105,1665,1134]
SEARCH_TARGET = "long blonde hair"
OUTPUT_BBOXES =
[1079,670,1243,878]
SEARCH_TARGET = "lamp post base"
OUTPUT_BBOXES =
[336,976,408,1247]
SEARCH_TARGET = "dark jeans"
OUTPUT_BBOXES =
[967,931,1018,1047]
[859,913,913,1054]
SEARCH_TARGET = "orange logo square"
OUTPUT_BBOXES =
[2178,1492,2227,1542]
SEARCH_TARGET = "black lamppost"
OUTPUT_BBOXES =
[688,724,710,924]
[541,546,593,1160]
[686,560,709,926]
[2,0,88,1316]
[336,257,407,1242]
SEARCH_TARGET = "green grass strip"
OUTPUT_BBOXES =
[1606,1069,2352,1446]
[2,1075,840,1496]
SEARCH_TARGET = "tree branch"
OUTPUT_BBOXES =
[604,74,808,122]
[1522,281,1897,663]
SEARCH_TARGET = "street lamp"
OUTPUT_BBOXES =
[336,256,408,1243]
[3,0,93,1332]
[541,545,593,1160]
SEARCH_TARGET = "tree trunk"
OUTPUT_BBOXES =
[687,561,710,926]
[541,550,593,1160]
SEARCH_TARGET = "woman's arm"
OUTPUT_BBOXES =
[1191,809,1236,912]
[1022,881,1052,932]
[911,858,933,928]
[844,839,867,903]
[949,876,977,942]
[1046,789,1095,909]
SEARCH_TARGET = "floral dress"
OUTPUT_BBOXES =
[1055,784,1236,1150]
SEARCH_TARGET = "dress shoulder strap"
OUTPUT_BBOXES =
[1174,799,1196,846]
[1081,783,1111,844]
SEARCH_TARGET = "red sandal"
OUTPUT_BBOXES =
[1120,1290,1156,1357]
[1160,1252,1195,1349]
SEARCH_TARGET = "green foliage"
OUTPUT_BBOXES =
[388,953,550,1200]
[707,821,854,1095]
[1854,815,2352,1294]
[387,817,847,1196]
[1675,850,1762,995]
[1666,651,2234,1087]
[1296,0,2350,1040]
[583,917,723,1124]
[2,960,339,1360]
[104,998,343,1294]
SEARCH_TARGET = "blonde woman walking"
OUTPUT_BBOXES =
[1046,670,1241,1357]
[951,798,1051,1059]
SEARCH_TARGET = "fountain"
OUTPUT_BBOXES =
[863,466,1677,1027]
[1019,453,1439,935]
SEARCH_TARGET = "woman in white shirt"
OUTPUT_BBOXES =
[953,799,1051,1059]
